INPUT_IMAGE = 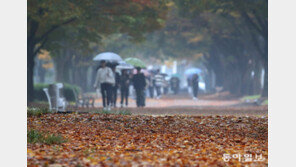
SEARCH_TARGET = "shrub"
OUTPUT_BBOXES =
[27,129,44,143]
[34,83,81,102]
[33,83,49,101]
[27,129,66,145]
[27,107,50,117]
[44,134,66,145]
[63,83,81,102]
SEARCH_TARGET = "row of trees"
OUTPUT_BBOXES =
[28,0,169,103]
[93,0,268,97]
[173,0,268,96]
[28,0,268,103]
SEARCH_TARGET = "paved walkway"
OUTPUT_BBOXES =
[93,93,268,116]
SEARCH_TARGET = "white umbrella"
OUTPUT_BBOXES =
[93,52,122,62]
[116,61,134,70]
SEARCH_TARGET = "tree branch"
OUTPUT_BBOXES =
[33,37,48,56]
[241,11,264,36]
[28,20,39,45]
[36,17,77,43]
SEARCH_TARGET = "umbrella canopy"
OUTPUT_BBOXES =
[116,61,134,70]
[171,73,181,78]
[185,68,202,76]
[124,57,146,68]
[93,52,122,62]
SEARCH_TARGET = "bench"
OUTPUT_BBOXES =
[72,89,95,108]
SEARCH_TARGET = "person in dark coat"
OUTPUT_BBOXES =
[132,67,146,107]
[111,66,121,107]
[191,74,199,100]
[120,69,130,107]
[170,77,180,94]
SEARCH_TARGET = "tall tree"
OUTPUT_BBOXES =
[173,0,267,96]
[28,0,169,103]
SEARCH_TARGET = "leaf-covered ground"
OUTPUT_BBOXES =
[28,113,267,166]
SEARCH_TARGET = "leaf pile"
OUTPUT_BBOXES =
[28,114,267,166]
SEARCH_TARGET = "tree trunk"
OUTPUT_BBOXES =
[55,58,64,82]
[39,65,46,83]
[261,61,268,97]
[261,41,268,97]
[253,61,262,94]
[27,41,35,104]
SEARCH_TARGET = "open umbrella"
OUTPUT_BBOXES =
[171,73,181,78]
[185,68,202,76]
[116,61,134,70]
[124,57,146,68]
[93,52,122,62]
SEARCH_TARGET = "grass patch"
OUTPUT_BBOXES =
[91,109,131,115]
[27,129,66,145]
[27,107,50,117]
[241,95,268,105]
[262,99,268,105]
[241,94,261,101]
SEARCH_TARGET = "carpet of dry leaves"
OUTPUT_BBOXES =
[27,113,267,167]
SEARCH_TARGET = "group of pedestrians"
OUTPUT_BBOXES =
[94,60,200,110]
[93,60,147,110]
[147,70,182,99]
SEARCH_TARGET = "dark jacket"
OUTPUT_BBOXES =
[114,72,121,88]
[132,73,146,90]
[120,74,130,89]
[192,75,199,88]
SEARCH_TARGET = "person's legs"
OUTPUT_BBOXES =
[100,83,106,107]
[193,86,197,98]
[149,86,154,98]
[141,89,145,107]
[110,86,114,106]
[156,86,160,97]
[135,89,140,107]
[113,86,118,107]
[125,87,129,106]
[120,88,124,106]
[106,83,112,107]
[112,86,117,107]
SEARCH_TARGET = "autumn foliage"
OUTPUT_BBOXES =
[28,113,267,166]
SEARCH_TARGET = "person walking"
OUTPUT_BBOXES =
[120,69,130,107]
[154,69,164,99]
[170,76,180,95]
[132,67,146,107]
[111,65,120,107]
[187,76,192,95]
[147,75,155,98]
[163,79,169,95]
[93,60,115,110]
[191,74,199,100]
